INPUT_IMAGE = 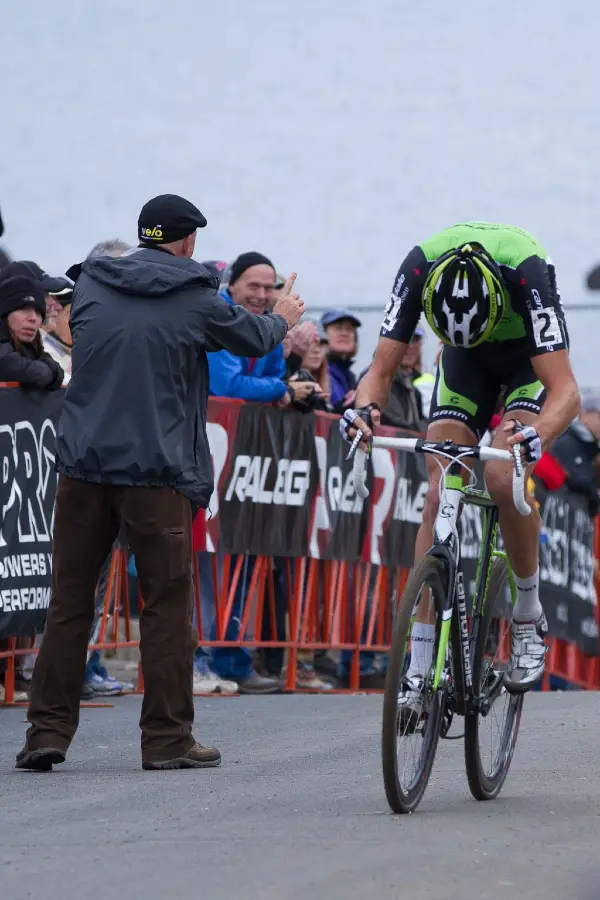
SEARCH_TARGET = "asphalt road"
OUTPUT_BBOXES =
[1,692,599,900]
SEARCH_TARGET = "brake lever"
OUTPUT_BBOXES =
[346,428,364,461]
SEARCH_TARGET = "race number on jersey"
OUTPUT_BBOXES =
[531,308,561,349]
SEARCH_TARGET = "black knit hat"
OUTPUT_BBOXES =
[138,193,207,244]
[0,259,72,295]
[229,252,275,285]
[0,276,46,320]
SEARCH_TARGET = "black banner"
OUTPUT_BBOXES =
[310,416,367,562]
[380,442,428,569]
[536,482,598,656]
[0,388,62,638]
[459,479,598,653]
[0,389,597,656]
[219,404,319,557]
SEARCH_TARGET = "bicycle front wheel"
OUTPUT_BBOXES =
[464,557,524,800]
[381,555,448,814]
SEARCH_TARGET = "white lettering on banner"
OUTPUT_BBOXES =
[0,586,51,612]
[540,494,569,588]
[0,553,48,580]
[309,436,330,558]
[224,455,311,507]
[0,418,56,548]
[392,477,427,524]
[327,466,363,515]
[205,422,228,552]
[570,507,595,603]
[370,448,396,565]
[581,617,598,639]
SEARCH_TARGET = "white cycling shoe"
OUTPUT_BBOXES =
[397,675,427,731]
[504,612,548,694]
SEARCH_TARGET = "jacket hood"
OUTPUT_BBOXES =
[75,248,219,298]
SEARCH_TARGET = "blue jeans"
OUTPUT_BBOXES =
[85,650,109,681]
[339,567,385,678]
[193,552,221,669]
[210,554,255,682]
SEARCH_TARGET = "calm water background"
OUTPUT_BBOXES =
[2,0,600,378]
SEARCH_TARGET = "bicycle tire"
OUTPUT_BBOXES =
[381,555,448,814]
[464,557,524,800]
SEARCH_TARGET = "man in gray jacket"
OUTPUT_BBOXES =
[17,193,304,772]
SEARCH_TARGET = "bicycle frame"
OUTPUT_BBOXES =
[352,436,527,716]
[427,466,503,714]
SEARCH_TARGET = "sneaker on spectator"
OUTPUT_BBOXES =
[83,673,129,696]
[238,671,280,694]
[193,658,237,694]
[295,665,333,691]
[0,682,29,703]
[193,666,238,695]
[81,682,95,701]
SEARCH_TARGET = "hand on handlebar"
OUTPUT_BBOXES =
[339,403,381,456]
[503,418,543,464]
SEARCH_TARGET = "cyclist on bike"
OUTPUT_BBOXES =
[341,222,580,696]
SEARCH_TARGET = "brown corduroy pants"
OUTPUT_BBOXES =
[25,475,197,763]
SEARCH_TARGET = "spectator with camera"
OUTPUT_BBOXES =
[287,321,332,413]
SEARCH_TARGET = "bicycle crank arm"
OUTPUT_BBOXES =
[473,671,505,716]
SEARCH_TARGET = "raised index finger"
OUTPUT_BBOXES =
[282,273,297,294]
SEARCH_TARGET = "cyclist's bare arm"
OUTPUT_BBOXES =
[351,338,409,440]
[505,350,580,449]
[349,247,427,443]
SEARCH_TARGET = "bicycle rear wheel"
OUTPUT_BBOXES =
[381,555,448,814]
[464,557,524,800]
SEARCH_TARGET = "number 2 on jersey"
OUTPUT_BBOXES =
[532,308,561,348]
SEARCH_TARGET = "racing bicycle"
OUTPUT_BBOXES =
[353,436,531,814]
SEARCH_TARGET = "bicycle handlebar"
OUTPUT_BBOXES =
[352,436,531,517]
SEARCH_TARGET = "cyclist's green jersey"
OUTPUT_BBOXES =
[381,222,568,355]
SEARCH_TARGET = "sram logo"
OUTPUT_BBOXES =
[225,455,311,506]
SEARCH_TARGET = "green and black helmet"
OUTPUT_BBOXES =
[422,243,506,348]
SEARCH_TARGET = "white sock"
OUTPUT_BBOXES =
[513,570,543,623]
[407,622,435,679]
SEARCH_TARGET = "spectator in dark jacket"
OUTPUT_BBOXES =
[16,194,304,773]
[0,260,74,383]
[0,276,63,389]
[546,390,600,514]
[321,307,361,413]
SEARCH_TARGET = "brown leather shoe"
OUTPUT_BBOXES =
[15,747,67,771]
[142,742,221,770]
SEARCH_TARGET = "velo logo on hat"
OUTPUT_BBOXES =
[140,225,163,241]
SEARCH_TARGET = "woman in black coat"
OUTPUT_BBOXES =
[0,275,63,389]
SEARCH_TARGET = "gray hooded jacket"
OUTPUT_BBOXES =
[55,248,287,509]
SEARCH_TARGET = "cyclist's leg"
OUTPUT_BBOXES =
[403,347,496,694]
[414,346,497,583]
[484,369,547,690]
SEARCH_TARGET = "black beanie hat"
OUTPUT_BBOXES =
[229,252,275,285]
[0,275,46,320]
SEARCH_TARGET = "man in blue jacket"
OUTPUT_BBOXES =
[207,252,315,691]
[208,251,290,404]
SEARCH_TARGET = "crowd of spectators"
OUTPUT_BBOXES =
[0,216,598,702]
